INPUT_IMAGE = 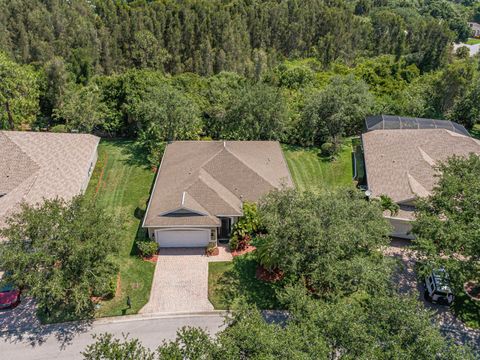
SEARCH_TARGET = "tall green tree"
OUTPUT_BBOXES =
[53,83,106,133]
[128,82,202,164]
[39,56,70,118]
[0,196,118,320]
[209,83,287,141]
[299,75,374,147]
[412,154,480,290]
[131,30,170,71]
[257,188,393,299]
[0,52,39,129]
[447,81,480,129]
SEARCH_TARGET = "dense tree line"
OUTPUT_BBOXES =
[0,0,472,80]
[1,1,480,163]
[2,53,480,162]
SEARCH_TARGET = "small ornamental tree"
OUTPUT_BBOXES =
[0,196,118,320]
[229,202,261,251]
[412,154,480,289]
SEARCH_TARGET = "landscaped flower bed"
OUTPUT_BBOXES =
[232,245,256,257]
[464,281,480,301]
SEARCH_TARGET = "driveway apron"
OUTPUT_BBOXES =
[140,248,214,314]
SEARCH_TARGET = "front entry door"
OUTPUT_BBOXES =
[219,218,231,239]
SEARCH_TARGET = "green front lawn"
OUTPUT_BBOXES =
[208,254,282,310]
[453,292,480,329]
[466,38,480,45]
[85,139,155,317]
[282,140,354,192]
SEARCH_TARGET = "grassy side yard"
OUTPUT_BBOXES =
[466,38,480,45]
[208,254,282,310]
[282,140,354,192]
[85,139,155,317]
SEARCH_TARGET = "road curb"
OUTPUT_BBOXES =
[93,310,228,325]
[0,310,228,335]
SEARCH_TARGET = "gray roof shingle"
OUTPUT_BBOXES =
[0,131,100,228]
[143,141,293,227]
[362,129,480,203]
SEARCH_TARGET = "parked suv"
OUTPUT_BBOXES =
[424,268,454,305]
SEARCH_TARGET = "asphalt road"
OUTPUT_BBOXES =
[0,313,225,360]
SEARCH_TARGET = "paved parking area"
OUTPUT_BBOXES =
[140,245,232,314]
[0,298,41,333]
[384,239,480,351]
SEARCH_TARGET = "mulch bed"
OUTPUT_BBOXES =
[206,247,220,256]
[142,254,159,263]
[256,265,284,282]
[464,281,480,301]
[232,245,256,257]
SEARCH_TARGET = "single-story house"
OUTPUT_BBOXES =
[0,131,100,229]
[142,141,294,248]
[360,115,480,239]
[468,22,480,37]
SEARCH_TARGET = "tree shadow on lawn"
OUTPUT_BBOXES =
[118,140,152,169]
[129,214,149,257]
[216,255,283,310]
[0,298,92,349]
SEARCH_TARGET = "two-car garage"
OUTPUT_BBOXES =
[154,228,211,248]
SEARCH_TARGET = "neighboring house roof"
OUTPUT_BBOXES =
[468,22,480,31]
[365,115,470,136]
[362,128,480,204]
[0,131,100,228]
[143,141,294,227]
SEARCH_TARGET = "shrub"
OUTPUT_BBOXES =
[231,202,261,240]
[378,194,399,216]
[50,124,67,133]
[320,142,336,157]
[206,242,217,256]
[229,236,239,252]
[137,240,158,257]
[92,273,117,299]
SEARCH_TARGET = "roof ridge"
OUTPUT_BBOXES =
[220,145,277,188]
[197,169,242,213]
[417,147,436,166]
[407,172,431,198]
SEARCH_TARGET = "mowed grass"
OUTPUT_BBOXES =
[282,141,354,192]
[208,255,281,310]
[466,38,480,45]
[85,139,155,317]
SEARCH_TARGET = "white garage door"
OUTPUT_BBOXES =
[155,229,210,248]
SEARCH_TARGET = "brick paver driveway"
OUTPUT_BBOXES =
[140,246,232,314]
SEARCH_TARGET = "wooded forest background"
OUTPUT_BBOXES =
[1,0,480,162]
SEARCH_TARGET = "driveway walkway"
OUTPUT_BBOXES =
[140,245,232,314]
[384,239,480,352]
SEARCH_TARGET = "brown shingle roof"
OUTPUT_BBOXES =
[362,129,480,203]
[143,141,294,227]
[0,131,99,228]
